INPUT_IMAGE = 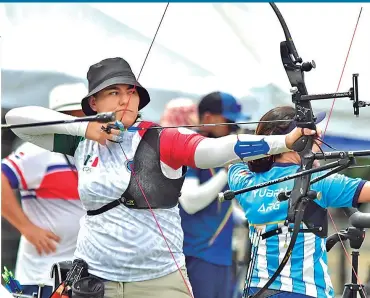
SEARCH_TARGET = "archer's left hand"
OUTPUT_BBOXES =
[285,127,316,150]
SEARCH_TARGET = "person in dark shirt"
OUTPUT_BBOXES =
[179,91,249,298]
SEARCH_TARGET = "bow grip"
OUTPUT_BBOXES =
[291,135,314,153]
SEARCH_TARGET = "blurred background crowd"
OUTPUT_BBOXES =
[1,2,370,297]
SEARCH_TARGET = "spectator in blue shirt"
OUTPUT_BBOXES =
[179,91,249,298]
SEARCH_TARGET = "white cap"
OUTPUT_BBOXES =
[49,83,87,112]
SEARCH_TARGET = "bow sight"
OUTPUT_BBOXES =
[293,73,367,117]
[273,6,367,119]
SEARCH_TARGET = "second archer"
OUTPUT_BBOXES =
[228,106,370,298]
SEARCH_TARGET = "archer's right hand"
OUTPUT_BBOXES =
[86,122,122,145]
[21,223,60,256]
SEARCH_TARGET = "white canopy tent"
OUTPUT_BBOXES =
[1,3,369,146]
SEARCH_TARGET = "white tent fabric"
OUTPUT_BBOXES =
[1,3,369,141]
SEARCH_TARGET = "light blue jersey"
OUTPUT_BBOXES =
[228,162,365,298]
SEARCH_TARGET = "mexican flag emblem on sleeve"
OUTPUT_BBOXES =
[83,154,99,171]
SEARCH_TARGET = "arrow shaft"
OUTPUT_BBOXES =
[1,118,92,130]
[1,112,116,130]
[125,119,293,131]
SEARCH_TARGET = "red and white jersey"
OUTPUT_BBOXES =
[1,142,85,286]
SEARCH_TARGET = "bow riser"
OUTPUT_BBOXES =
[287,143,315,222]
[280,41,309,96]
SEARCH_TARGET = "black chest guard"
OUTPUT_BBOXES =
[120,127,187,209]
[87,127,187,216]
[302,200,328,238]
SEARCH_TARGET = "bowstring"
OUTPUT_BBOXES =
[319,7,366,296]
[106,3,194,297]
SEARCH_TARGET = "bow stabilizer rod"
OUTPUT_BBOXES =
[298,74,369,117]
[218,149,370,203]
[102,119,294,133]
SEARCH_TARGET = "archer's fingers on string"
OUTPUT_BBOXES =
[100,125,111,134]
[108,129,121,136]
[107,134,122,142]
[100,125,121,136]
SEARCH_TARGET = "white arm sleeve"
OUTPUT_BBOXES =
[179,169,228,214]
[232,200,247,225]
[194,134,288,169]
[5,106,88,150]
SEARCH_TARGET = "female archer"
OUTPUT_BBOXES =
[228,106,370,298]
[6,57,314,298]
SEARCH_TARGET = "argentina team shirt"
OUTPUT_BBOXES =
[228,162,365,298]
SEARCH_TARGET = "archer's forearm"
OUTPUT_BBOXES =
[194,134,288,169]
[180,171,228,214]
[1,173,33,235]
[5,106,88,151]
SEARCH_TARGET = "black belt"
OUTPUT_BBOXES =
[87,198,124,216]
[248,288,284,297]
[261,226,323,240]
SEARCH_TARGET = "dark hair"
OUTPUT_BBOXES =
[248,106,295,173]
[198,92,222,118]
